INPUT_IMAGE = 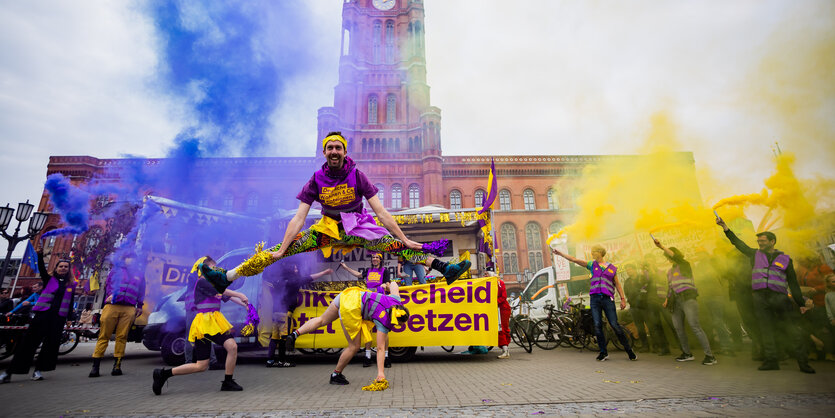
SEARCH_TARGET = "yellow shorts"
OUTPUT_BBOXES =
[271,312,289,339]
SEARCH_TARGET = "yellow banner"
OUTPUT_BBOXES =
[288,277,499,348]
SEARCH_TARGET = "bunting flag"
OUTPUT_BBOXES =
[478,158,497,215]
[22,241,39,275]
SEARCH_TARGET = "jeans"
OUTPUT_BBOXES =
[630,306,651,348]
[589,294,631,355]
[401,262,427,286]
[703,298,733,352]
[671,297,712,356]
[752,289,807,364]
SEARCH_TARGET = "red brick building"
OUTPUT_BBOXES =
[31,0,696,294]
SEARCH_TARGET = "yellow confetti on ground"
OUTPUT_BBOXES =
[602,380,621,383]
[630,380,641,384]
[501,383,513,386]
[362,379,389,391]
[594,370,605,373]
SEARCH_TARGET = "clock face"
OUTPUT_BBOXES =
[372,0,396,11]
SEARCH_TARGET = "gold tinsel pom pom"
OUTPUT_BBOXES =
[240,323,254,336]
[361,378,389,391]
[236,249,275,277]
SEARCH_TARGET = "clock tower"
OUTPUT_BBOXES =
[317,0,443,207]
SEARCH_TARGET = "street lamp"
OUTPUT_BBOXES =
[0,200,49,289]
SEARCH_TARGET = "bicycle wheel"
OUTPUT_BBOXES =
[58,331,79,355]
[511,320,534,353]
[440,346,455,352]
[533,319,560,350]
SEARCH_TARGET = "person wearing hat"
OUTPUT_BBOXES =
[284,281,409,387]
[199,132,471,294]
[653,238,716,366]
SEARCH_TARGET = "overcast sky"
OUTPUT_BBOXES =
[1,0,833,256]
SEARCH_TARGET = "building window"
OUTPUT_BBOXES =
[548,188,559,210]
[391,184,402,209]
[408,184,420,208]
[474,189,485,207]
[525,222,544,271]
[373,21,381,63]
[385,20,395,63]
[273,193,283,210]
[572,189,581,208]
[386,94,396,124]
[223,195,234,212]
[375,183,385,207]
[198,197,209,208]
[246,193,259,213]
[499,189,511,211]
[549,221,564,235]
[368,95,378,124]
[449,190,462,210]
[523,189,536,211]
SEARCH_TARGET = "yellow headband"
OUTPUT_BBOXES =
[191,256,208,277]
[322,134,347,151]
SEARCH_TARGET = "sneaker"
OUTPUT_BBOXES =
[675,353,695,362]
[497,350,510,359]
[443,260,472,285]
[702,355,717,366]
[363,356,373,368]
[285,332,297,353]
[758,361,779,371]
[31,370,43,381]
[329,372,349,385]
[798,362,816,374]
[266,360,295,368]
[384,357,391,368]
[220,379,243,391]
[200,263,231,294]
[627,350,637,361]
[0,372,9,384]
[152,368,169,396]
[596,352,609,361]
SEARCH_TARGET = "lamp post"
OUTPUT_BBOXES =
[0,200,49,288]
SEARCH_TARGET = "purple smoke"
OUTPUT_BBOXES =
[42,173,90,237]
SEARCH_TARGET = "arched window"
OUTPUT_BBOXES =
[523,189,536,210]
[246,193,259,213]
[548,188,559,210]
[386,94,396,124]
[500,223,518,273]
[385,20,395,63]
[368,96,378,124]
[525,222,544,271]
[474,189,485,207]
[362,138,367,153]
[408,184,420,208]
[373,20,381,63]
[549,221,564,235]
[375,183,385,207]
[342,27,351,56]
[223,194,234,212]
[395,138,401,152]
[391,184,402,209]
[499,189,512,211]
[449,190,462,210]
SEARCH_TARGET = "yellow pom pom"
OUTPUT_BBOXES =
[240,323,254,336]
[236,250,275,277]
[361,378,389,391]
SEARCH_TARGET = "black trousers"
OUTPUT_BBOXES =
[752,289,807,364]
[8,312,65,374]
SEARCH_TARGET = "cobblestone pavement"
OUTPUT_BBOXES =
[0,342,833,416]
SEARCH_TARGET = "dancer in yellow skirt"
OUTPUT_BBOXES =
[152,257,249,395]
[285,281,408,389]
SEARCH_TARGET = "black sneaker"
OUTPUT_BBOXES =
[596,352,609,361]
[0,372,9,384]
[330,372,349,385]
[384,357,392,368]
[798,362,816,374]
[200,263,231,294]
[363,356,373,368]
[627,350,637,361]
[675,353,694,362]
[152,368,169,396]
[220,379,243,391]
[285,332,297,352]
[702,355,717,366]
[443,260,472,285]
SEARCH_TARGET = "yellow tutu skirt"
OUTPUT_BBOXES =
[339,287,375,345]
[189,311,234,342]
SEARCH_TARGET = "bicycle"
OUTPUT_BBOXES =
[531,302,567,350]
[509,301,534,353]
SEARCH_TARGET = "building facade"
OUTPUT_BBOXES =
[30,0,697,294]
